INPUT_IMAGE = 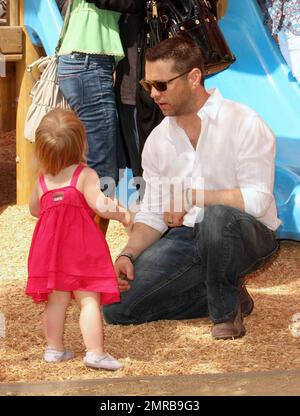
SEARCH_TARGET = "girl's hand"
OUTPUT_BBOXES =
[121,210,133,229]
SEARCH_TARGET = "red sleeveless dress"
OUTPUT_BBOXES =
[26,164,120,305]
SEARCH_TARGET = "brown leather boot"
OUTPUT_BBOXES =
[211,304,246,340]
[240,283,254,317]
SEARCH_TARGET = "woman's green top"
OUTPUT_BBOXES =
[58,0,124,60]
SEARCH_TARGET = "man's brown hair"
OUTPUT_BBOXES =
[145,36,205,86]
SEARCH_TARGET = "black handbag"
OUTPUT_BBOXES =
[145,0,235,76]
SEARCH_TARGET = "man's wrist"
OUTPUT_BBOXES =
[115,252,135,264]
[191,188,204,208]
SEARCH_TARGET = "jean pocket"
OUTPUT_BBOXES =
[58,75,83,110]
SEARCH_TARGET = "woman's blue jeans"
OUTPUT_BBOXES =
[57,54,119,189]
[104,205,278,324]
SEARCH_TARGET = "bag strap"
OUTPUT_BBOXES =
[26,1,72,83]
[197,0,216,19]
[27,56,51,73]
[54,0,72,55]
[26,56,53,84]
[167,1,193,22]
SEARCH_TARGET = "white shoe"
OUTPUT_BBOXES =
[83,352,123,371]
[44,347,75,363]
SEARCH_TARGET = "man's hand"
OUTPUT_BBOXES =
[114,256,134,292]
[163,189,190,228]
[113,223,161,290]
[163,211,185,228]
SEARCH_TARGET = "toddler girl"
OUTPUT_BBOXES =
[26,108,131,370]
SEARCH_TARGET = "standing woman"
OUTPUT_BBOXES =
[57,0,124,233]
[265,0,300,84]
[86,0,147,183]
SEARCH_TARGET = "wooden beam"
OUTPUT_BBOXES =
[0,27,22,54]
[9,0,19,26]
[3,54,23,62]
[16,0,44,205]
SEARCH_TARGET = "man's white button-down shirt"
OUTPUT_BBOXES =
[134,89,281,234]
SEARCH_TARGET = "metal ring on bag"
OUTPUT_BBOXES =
[160,14,169,24]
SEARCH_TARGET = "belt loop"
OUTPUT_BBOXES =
[84,54,89,68]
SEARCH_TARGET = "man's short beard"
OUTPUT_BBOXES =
[168,107,191,117]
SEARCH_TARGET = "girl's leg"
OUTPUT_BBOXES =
[43,290,71,351]
[74,291,123,370]
[73,291,104,355]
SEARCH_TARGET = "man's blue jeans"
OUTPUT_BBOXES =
[57,54,119,188]
[104,205,278,324]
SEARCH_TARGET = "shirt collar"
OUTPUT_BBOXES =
[197,88,223,121]
[167,88,223,140]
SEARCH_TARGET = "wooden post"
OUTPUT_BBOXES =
[9,0,19,26]
[16,0,43,204]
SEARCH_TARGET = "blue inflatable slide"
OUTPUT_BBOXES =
[24,0,300,240]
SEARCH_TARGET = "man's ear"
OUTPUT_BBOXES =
[189,68,202,88]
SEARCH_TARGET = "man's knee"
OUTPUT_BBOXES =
[195,205,238,238]
[204,204,236,222]
[103,302,133,325]
[103,294,146,325]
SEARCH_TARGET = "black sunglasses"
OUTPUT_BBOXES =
[139,69,192,93]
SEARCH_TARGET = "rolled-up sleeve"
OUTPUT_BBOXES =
[240,188,273,218]
[134,137,168,234]
[237,115,276,218]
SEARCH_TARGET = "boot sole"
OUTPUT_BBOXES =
[212,329,246,340]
